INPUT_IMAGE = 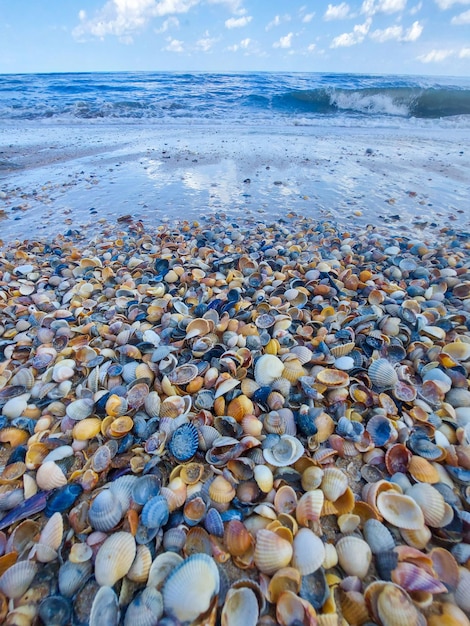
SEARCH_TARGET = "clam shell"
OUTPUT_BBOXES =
[254,465,273,493]
[124,587,163,626]
[336,536,371,578]
[406,483,446,527]
[368,358,398,389]
[363,519,396,554]
[263,435,304,467]
[89,586,120,626]
[66,397,95,421]
[296,489,324,527]
[167,422,199,462]
[147,552,183,589]
[320,467,348,502]
[316,368,350,387]
[88,489,124,532]
[38,511,63,550]
[0,560,38,598]
[392,562,447,594]
[208,475,236,504]
[254,529,293,575]
[36,461,67,491]
[291,528,325,575]
[221,587,259,626]
[141,495,170,529]
[376,492,425,530]
[254,354,284,386]
[58,560,92,597]
[442,341,470,362]
[365,581,426,626]
[162,553,219,623]
[224,520,253,557]
[94,532,136,587]
[127,545,153,584]
[144,391,161,418]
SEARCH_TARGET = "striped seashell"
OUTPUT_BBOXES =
[58,560,92,597]
[144,391,161,418]
[109,474,139,510]
[336,536,372,578]
[221,587,259,626]
[330,341,355,357]
[405,483,446,527]
[36,461,67,491]
[254,354,284,386]
[94,532,136,587]
[141,495,170,529]
[368,358,398,389]
[90,586,120,626]
[291,528,325,575]
[0,560,38,598]
[296,489,324,527]
[38,511,63,551]
[88,489,124,532]
[208,475,236,504]
[289,345,313,365]
[66,397,95,421]
[147,552,184,590]
[320,467,348,502]
[127,545,153,584]
[363,519,396,554]
[281,356,307,383]
[254,529,293,575]
[124,588,163,626]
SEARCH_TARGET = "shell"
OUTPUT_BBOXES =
[162,553,219,623]
[186,318,212,339]
[72,417,102,441]
[363,519,396,554]
[291,528,325,575]
[253,465,274,493]
[160,395,191,418]
[392,562,447,594]
[89,586,120,626]
[406,483,446,527]
[144,391,161,418]
[0,560,38,598]
[168,423,199,462]
[376,491,425,530]
[254,529,293,575]
[141,495,170,529]
[88,489,123,532]
[208,475,236,504]
[365,581,426,626]
[221,587,259,626]
[296,489,324,527]
[282,356,307,383]
[254,354,285,386]
[132,475,161,506]
[66,397,95,421]
[336,536,372,578]
[38,511,63,550]
[147,552,183,590]
[36,461,67,490]
[263,435,304,467]
[94,532,136,587]
[124,587,163,626]
[368,359,398,389]
[58,560,92,597]
[127,545,153,584]
[316,368,350,387]
[320,467,348,502]
[224,520,253,557]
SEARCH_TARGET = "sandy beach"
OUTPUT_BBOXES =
[1,122,469,243]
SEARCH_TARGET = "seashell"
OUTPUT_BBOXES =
[442,341,470,362]
[291,528,325,575]
[400,525,432,550]
[72,417,102,441]
[214,375,241,399]
[455,567,470,614]
[330,341,355,357]
[69,542,93,563]
[254,354,284,386]
[368,358,398,389]
[186,318,212,339]
[160,395,191,418]
[392,562,447,594]
[38,511,63,551]
[224,520,253,557]
[363,519,396,554]
[0,560,38,598]
[365,581,426,626]
[296,489,324,527]
[36,461,67,490]
[408,456,440,484]
[226,395,254,423]
[282,356,307,383]
[276,590,317,626]
[254,465,273,493]
[290,345,313,365]
[94,531,136,587]
[222,587,259,626]
[127,544,153,584]
[9,368,35,389]
[1,393,30,419]
[336,536,371,578]
[301,466,324,491]
[376,491,425,530]
[274,485,298,515]
[254,529,293,575]
[263,435,304,467]
[267,567,302,603]
[406,483,446,527]
[89,586,120,626]
[316,368,350,387]
[124,587,163,626]
[147,552,184,590]
[162,553,219,623]
[320,467,348,502]
[338,513,361,533]
[108,475,138,510]
[204,508,224,537]
[88,489,123,532]
[38,595,72,626]
[144,391,161,418]
[183,494,208,526]
[66,397,95,421]
[209,475,236,503]
[58,559,92,597]
[167,422,199,462]
[366,415,397,447]
[180,462,205,485]
[141,495,170,529]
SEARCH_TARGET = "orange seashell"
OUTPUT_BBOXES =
[316,368,350,388]
[296,489,324,528]
[408,456,440,483]
[254,529,293,575]
[208,476,236,504]
[226,395,254,423]
[224,520,253,557]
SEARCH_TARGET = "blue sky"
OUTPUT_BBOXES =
[0,0,469,75]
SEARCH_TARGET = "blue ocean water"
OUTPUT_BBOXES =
[1,72,470,128]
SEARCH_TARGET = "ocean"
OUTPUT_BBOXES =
[0,72,469,241]
[1,71,470,128]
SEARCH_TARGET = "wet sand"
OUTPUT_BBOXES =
[0,123,469,243]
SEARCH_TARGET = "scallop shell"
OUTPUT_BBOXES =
[89,586,120,626]
[282,356,307,383]
[315,368,350,387]
[94,532,136,587]
[365,581,427,626]
[291,528,325,575]
[124,587,163,626]
[296,489,324,527]
[160,395,191,419]
[368,358,398,389]
[36,461,67,491]
[147,552,184,590]
[320,467,348,502]
[363,519,396,554]
[405,483,446,527]
[376,492,425,530]
[58,560,93,597]
[162,553,219,623]
[144,391,161,418]
[66,397,95,421]
[208,475,236,504]
[88,489,124,532]
[224,520,253,557]
[254,529,293,575]
[221,587,259,626]
[254,354,284,386]
[263,435,304,467]
[141,495,170,529]
[0,560,38,598]
[391,562,447,595]
[167,422,199,462]
[38,511,63,551]
[336,536,372,578]
[127,545,152,584]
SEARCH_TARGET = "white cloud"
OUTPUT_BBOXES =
[330,18,371,47]
[307,43,316,51]
[164,36,184,51]
[73,0,199,39]
[452,8,470,22]
[402,20,423,40]
[196,31,219,51]
[417,48,453,62]
[266,14,291,30]
[409,1,422,14]
[227,37,252,51]
[155,16,179,32]
[225,15,252,28]
[361,0,407,16]
[460,47,470,57]
[207,0,245,14]
[324,3,351,20]
[369,19,422,41]
[303,13,315,23]
[435,0,470,8]
[273,32,294,48]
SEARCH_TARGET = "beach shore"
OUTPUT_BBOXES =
[0,122,469,244]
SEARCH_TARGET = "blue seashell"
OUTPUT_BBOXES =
[0,416,8,430]
[193,303,208,317]
[135,522,161,545]
[38,595,72,626]
[6,444,27,465]
[117,433,135,454]
[299,568,330,610]
[45,483,83,517]
[337,416,364,442]
[0,491,47,530]
[168,423,198,462]
[155,258,170,275]
[141,494,170,529]
[295,408,319,438]
[132,475,161,506]
[204,508,224,537]
[445,465,470,486]
[220,509,243,522]
[252,386,271,404]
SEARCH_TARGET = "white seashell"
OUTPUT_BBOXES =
[30,543,58,563]
[144,391,161,418]
[38,511,63,550]
[263,435,304,467]
[124,587,163,626]
[94,532,136,587]
[455,567,470,614]
[9,368,35,389]
[2,393,30,419]
[406,483,446,527]
[254,354,284,386]
[36,461,67,490]
[66,397,95,421]
[69,542,93,563]
[163,554,220,623]
[368,358,398,389]
[127,545,152,584]
[88,489,124,532]
[254,465,273,493]
[221,587,259,626]
[52,359,76,382]
[59,560,92,597]
[109,474,138,510]
[0,560,38,598]
[376,491,425,530]
[90,586,120,626]
[147,552,183,590]
[43,445,74,464]
[254,529,293,575]
[291,528,325,575]
[321,467,348,502]
[336,536,372,578]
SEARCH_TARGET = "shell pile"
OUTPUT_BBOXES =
[0,214,470,625]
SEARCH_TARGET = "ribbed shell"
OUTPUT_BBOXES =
[363,519,396,555]
[88,489,124,532]
[376,492,425,530]
[254,529,293,575]
[254,354,285,386]
[123,588,163,626]
[58,560,93,597]
[36,461,67,490]
[291,528,325,575]
[147,552,184,590]
[0,560,38,598]
[90,586,120,626]
[336,536,372,578]
[221,587,259,626]
[368,359,398,389]
[162,554,220,623]
[141,495,170,529]
[94,532,137,587]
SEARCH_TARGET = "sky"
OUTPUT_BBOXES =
[0,0,469,75]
